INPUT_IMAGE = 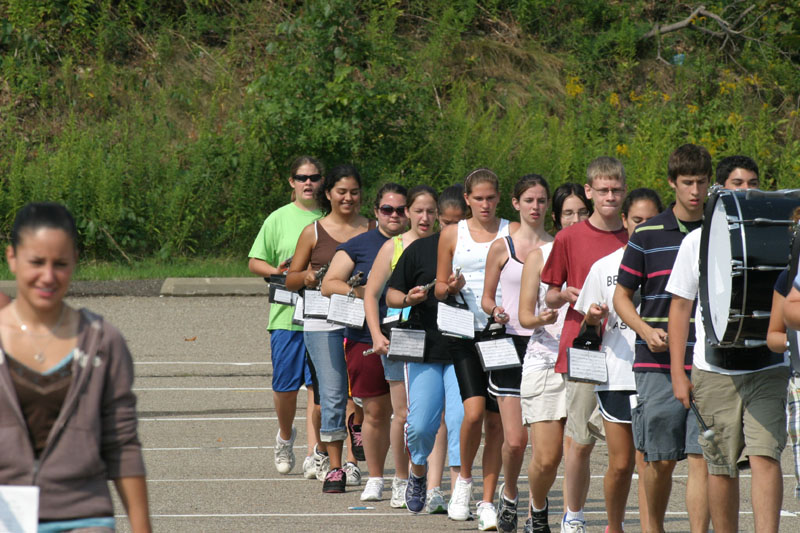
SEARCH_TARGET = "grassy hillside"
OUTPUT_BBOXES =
[1,0,798,260]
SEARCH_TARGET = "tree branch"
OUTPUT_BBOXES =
[641,6,705,40]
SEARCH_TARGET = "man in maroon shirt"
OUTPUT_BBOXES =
[541,156,629,532]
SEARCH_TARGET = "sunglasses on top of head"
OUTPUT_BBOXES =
[378,205,407,217]
[292,174,323,183]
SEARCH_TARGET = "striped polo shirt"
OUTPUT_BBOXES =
[617,206,700,372]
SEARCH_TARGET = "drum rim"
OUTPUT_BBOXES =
[788,228,800,362]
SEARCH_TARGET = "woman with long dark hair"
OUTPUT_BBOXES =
[0,202,151,532]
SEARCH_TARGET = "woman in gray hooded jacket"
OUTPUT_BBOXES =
[0,202,150,532]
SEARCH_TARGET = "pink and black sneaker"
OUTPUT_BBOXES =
[348,412,365,461]
[322,467,346,494]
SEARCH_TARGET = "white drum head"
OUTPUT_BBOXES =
[706,199,733,342]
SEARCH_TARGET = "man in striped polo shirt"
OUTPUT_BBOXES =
[613,144,711,533]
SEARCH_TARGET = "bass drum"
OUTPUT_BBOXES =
[699,189,800,347]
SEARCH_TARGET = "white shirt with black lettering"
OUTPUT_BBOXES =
[575,247,636,391]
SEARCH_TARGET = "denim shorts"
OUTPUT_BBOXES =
[381,353,406,382]
[632,371,701,461]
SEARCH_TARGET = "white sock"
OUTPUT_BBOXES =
[277,433,292,444]
[565,508,584,522]
[531,501,547,513]
[502,489,518,504]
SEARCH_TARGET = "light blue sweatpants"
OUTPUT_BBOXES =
[404,361,463,467]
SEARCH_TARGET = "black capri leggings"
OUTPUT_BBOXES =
[448,336,499,413]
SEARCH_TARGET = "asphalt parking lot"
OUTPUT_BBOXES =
[65,293,800,532]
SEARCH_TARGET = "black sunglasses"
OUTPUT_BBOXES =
[292,174,322,183]
[378,205,407,217]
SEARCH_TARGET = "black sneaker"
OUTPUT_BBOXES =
[523,499,550,533]
[322,467,346,493]
[405,473,427,514]
[496,490,518,532]
[348,412,365,461]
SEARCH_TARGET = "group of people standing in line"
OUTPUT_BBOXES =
[250,147,800,533]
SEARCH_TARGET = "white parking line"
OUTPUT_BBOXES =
[139,417,305,421]
[139,471,795,481]
[143,446,304,451]
[119,510,797,518]
[134,361,271,365]
[134,387,272,391]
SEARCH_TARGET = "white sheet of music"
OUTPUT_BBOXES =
[567,347,608,384]
[388,328,425,361]
[0,485,38,533]
[327,294,366,328]
[292,296,304,325]
[436,303,475,339]
[273,287,297,305]
[476,337,520,370]
[303,290,330,318]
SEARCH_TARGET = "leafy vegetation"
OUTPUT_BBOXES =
[1,1,798,261]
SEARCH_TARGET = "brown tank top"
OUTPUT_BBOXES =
[7,351,74,457]
[309,219,376,270]
[310,221,343,270]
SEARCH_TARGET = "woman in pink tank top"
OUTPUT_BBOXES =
[479,175,554,526]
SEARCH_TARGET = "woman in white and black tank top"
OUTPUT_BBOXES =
[434,168,518,525]
[479,175,554,527]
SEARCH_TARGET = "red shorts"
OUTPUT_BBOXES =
[344,340,389,398]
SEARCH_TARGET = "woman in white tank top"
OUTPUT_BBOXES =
[433,168,518,526]
[479,175,554,523]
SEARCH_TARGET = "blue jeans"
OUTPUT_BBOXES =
[405,361,463,467]
[304,329,348,442]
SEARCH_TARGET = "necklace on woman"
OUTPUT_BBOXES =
[12,303,66,363]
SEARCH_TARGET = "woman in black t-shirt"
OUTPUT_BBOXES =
[385,185,466,513]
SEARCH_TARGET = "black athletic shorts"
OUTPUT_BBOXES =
[487,335,529,398]
[596,390,634,424]
[449,336,499,413]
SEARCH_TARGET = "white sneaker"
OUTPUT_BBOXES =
[273,427,296,475]
[477,501,498,531]
[390,476,408,508]
[313,445,330,481]
[302,455,316,479]
[344,461,362,486]
[426,487,447,514]
[560,514,586,533]
[448,476,473,521]
[360,477,384,501]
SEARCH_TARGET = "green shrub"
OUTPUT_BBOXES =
[0,1,798,261]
